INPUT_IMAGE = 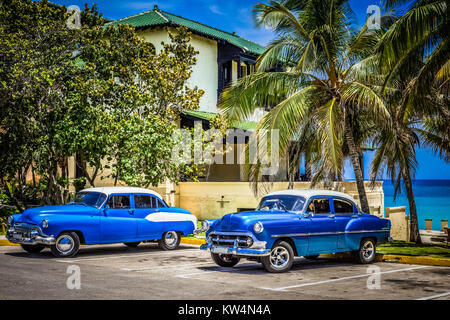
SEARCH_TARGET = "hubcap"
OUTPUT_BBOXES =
[219,254,234,262]
[164,231,178,248]
[362,241,374,260]
[270,246,290,269]
[56,235,74,254]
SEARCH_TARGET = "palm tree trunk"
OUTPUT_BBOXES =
[402,168,421,243]
[344,117,370,213]
[288,172,294,189]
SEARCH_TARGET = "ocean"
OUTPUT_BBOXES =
[382,179,450,231]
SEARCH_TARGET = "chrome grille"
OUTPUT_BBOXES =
[12,223,39,237]
[210,233,252,248]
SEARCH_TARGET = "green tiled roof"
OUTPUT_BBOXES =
[106,6,265,56]
[182,110,257,131]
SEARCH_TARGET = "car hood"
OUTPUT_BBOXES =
[213,210,297,232]
[16,205,98,224]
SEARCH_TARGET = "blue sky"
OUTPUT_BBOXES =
[51,0,450,180]
[51,0,388,45]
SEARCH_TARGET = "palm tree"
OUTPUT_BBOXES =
[370,98,422,242]
[369,0,449,242]
[377,0,449,110]
[369,76,449,242]
[220,0,388,213]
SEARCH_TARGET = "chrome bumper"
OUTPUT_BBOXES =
[201,233,270,257]
[6,224,55,246]
[193,228,203,235]
[200,243,270,256]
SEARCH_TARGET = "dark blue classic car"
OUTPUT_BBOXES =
[7,187,199,257]
[201,190,391,273]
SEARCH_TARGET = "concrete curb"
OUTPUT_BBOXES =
[0,237,203,247]
[0,238,19,246]
[375,253,450,267]
[322,252,450,267]
[181,237,206,246]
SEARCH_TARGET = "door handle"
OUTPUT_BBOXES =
[328,214,335,218]
[128,209,134,215]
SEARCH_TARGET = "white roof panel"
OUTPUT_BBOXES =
[265,189,356,203]
[80,186,163,199]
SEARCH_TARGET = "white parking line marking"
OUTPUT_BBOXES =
[121,262,213,272]
[417,291,450,300]
[261,265,430,291]
[176,271,219,278]
[55,249,199,263]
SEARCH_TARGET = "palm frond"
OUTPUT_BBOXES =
[219,72,306,122]
[257,84,326,156]
[253,1,309,39]
[341,81,390,122]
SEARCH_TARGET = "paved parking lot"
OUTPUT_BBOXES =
[0,243,449,300]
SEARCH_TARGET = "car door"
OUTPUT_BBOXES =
[134,194,163,240]
[305,197,337,254]
[333,197,357,249]
[100,194,138,243]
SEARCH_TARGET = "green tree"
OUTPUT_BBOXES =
[0,0,89,205]
[220,0,388,213]
[0,0,204,209]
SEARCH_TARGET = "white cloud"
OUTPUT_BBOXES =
[209,5,224,15]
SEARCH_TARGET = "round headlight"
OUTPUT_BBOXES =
[201,220,210,232]
[253,221,264,233]
[42,219,49,229]
[7,216,13,225]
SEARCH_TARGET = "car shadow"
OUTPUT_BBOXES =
[4,243,198,260]
[194,257,357,276]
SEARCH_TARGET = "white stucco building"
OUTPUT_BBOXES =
[108,5,266,117]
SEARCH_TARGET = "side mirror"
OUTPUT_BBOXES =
[303,212,311,218]
[103,205,109,215]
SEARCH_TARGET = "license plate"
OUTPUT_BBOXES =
[13,233,23,240]
[212,246,229,254]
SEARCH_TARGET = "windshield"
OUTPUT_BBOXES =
[257,195,306,212]
[72,191,107,208]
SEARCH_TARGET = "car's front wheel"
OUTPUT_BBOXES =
[50,232,80,258]
[261,241,294,273]
[158,231,181,250]
[355,239,376,264]
[21,244,45,254]
[211,253,240,267]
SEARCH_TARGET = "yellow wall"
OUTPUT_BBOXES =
[171,181,385,220]
[69,153,385,221]
[386,206,410,241]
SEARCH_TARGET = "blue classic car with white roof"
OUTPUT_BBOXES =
[7,187,200,257]
[200,189,392,273]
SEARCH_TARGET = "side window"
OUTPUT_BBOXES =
[334,199,354,213]
[108,195,130,209]
[156,198,166,208]
[135,195,152,209]
[309,198,331,214]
